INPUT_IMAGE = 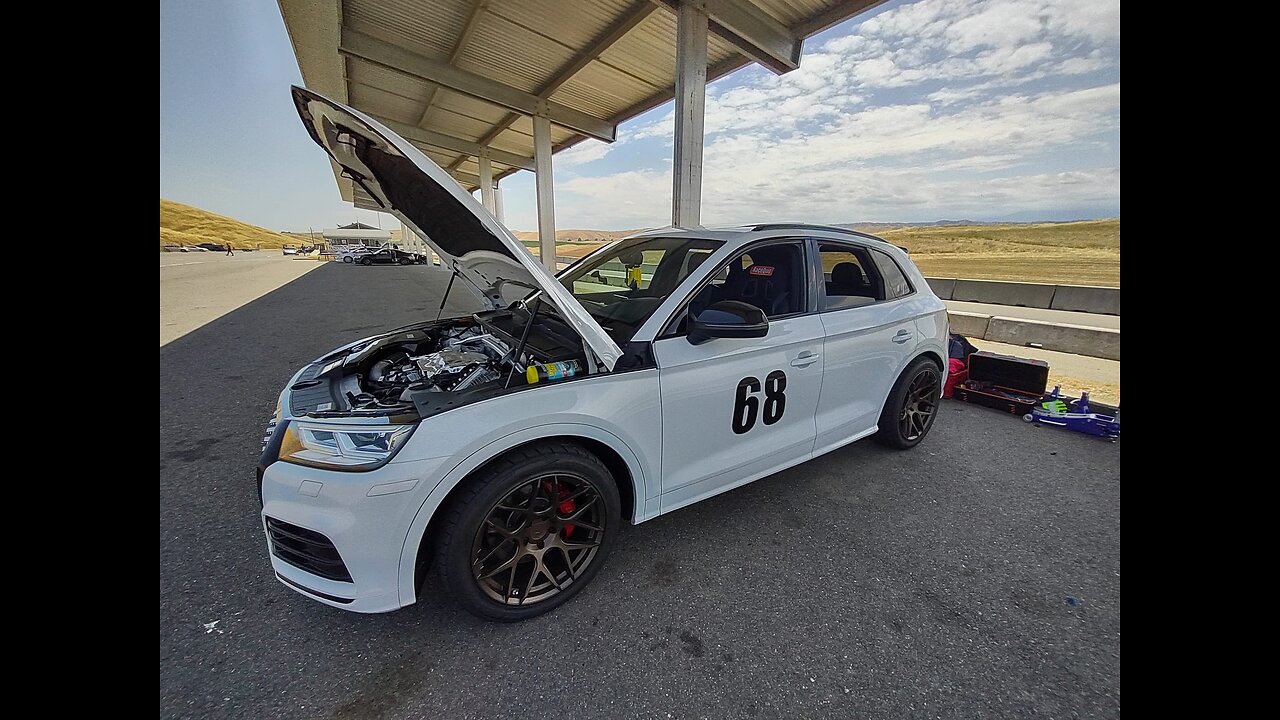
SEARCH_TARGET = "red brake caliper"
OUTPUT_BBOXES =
[544,480,577,537]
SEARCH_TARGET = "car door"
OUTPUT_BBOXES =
[812,240,921,454]
[652,239,824,513]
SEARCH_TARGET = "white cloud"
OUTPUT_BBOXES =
[524,0,1121,229]
[944,1,1045,52]
[558,170,671,227]
[556,140,613,167]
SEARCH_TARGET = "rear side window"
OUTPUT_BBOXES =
[818,243,881,310]
[871,250,913,299]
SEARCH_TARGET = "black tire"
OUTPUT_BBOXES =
[398,257,412,265]
[434,442,620,621]
[360,256,372,266]
[342,256,353,263]
[875,357,942,449]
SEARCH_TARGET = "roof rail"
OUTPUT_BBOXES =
[750,223,869,236]
[749,224,911,253]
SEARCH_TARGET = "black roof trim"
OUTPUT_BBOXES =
[749,223,891,243]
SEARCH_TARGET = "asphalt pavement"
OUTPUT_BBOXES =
[160,253,321,345]
[159,262,1121,719]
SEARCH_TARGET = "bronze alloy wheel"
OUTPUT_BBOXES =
[470,473,605,606]
[876,357,942,449]
[899,366,940,441]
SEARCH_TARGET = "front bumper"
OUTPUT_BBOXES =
[260,453,452,613]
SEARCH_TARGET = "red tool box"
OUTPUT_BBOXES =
[952,351,1049,414]
[943,359,967,399]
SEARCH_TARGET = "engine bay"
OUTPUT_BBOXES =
[289,310,588,418]
[357,327,510,406]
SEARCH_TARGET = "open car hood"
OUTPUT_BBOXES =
[291,86,622,370]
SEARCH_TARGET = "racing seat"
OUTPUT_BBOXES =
[827,262,874,298]
[720,251,799,317]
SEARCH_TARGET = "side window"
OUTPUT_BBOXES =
[819,243,883,311]
[672,242,807,335]
[681,249,714,280]
[571,248,664,294]
[871,250,914,299]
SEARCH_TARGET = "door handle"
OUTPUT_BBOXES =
[790,351,820,368]
[891,330,914,344]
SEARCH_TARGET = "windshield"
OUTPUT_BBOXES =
[556,236,723,343]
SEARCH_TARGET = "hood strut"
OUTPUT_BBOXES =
[435,264,460,322]
[504,299,542,389]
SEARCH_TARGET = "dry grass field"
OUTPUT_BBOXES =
[160,199,294,250]
[160,195,1118,287]
[874,219,1119,286]
[528,219,1120,286]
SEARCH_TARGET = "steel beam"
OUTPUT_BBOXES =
[672,0,708,227]
[371,116,535,171]
[340,29,617,142]
[490,54,750,186]
[654,0,801,74]
[533,115,557,269]
[454,2,656,172]
[451,169,482,186]
[416,0,489,129]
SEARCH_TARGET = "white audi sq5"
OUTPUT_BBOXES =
[259,87,948,621]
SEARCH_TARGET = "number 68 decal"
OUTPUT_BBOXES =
[732,370,787,434]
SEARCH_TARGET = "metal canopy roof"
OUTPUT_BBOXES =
[279,0,885,207]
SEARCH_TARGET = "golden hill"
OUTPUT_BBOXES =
[877,219,1120,286]
[518,219,1120,285]
[160,199,293,250]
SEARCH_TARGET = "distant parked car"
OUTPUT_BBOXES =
[356,247,424,266]
[195,242,223,252]
[335,244,385,263]
[283,245,299,255]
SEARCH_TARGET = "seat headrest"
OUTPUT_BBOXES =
[832,262,864,286]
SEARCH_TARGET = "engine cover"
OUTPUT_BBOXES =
[415,350,490,377]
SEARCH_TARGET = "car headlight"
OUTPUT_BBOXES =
[279,421,415,470]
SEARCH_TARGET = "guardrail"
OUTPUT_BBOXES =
[926,277,1120,315]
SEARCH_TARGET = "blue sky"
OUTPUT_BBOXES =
[159,0,1120,232]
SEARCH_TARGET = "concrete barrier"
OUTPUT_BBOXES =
[946,311,991,338]
[925,277,956,300]
[947,311,1119,360]
[952,279,1057,308]
[928,277,1120,315]
[985,317,1120,361]
[1050,284,1120,315]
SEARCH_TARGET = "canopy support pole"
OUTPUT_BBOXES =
[533,114,557,269]
[672,0,708,228]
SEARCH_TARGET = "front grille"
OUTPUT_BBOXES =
[265,517,353,582]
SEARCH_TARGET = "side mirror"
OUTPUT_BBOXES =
[688,301,769,345]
